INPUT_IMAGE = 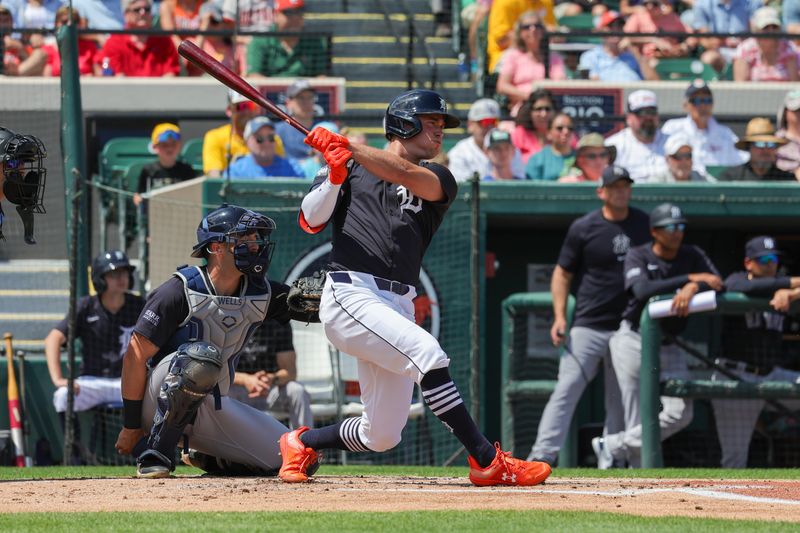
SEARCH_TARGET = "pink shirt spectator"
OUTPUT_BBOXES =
[500,48,566,115]
[511,124,545,163]
[734,38,799,82]
[624,9,686,58]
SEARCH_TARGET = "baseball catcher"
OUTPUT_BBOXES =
[0,126,47,244]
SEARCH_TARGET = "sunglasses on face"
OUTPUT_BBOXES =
[756,253,779,265]
[752,141,778,149]
[690,97,713,106]
[554,125,574,132]
[520,22,544,31]
[634,108,658,117]
[234,101,258,112]
[478,118,498,128]
[156,131,180,144]
[657,223,686,233]
[533,106,554,113]
[581,150,610,160]
[670,151,692,161]
[254,134,275,143]
[126,5,150,14]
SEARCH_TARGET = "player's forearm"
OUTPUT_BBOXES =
[233,372,251,386]
[550,266,573,322]
[349,142,445,202]
[300,179,340,227]
[44,330,66,386]
[121,334,157,401]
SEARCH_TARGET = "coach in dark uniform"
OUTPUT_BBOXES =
[278,89,552,487]
[713,236,800,468]
[529,165,650,466]
[45,251,144,413]
[594,203,723,468]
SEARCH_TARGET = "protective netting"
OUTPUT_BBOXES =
[76,177,476,467]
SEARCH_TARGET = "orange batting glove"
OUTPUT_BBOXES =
[324,145,353,185]
[305,126,349,154]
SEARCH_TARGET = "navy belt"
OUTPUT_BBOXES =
[329,272,411,296]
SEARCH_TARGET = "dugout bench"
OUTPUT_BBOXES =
[640,292,800,467]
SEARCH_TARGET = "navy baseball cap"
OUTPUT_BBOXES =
[601,164,633,186]
[685,79,711,99]
[650,203,687,228]
[745,235,782,259]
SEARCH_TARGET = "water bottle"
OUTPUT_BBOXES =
[101,57,114,76]
[457,53,469,82]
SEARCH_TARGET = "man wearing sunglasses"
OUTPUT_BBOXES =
[228,117,304,179]
[650,134,715,183]
[594,203,723,468]
[448,98,525,182]
[711,236,800,468]
[720,117,797,181]
[661,80,747,168]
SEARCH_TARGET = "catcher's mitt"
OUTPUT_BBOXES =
[287,270,327,313]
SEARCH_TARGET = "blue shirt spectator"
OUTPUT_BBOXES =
[228,154,305,179]
[692,0,761,32]
[578,46,642,82]
[70,0,124,29]
[525,146,575,181]
[785,0,800,28]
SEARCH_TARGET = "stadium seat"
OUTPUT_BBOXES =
[655,58,719,81]
[705,165,728,179]
[181,138,204,173]
[558,14,601,45]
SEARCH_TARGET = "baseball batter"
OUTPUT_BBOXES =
[594,203,723,468]
[114,205,319,478]
[279,89,552,486]
[528,165,650,466]
[713,236,800,467]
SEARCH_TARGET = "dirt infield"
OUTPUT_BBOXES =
[1,475,799,520]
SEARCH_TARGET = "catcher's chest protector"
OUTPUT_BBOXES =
[174,266,271,395]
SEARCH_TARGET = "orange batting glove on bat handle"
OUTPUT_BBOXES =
[305,126,349,154]
[324,145,353,185]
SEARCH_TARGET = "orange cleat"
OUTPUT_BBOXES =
[468,443,552,487]
[278,426,320,483]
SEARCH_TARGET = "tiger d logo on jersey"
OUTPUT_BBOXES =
[396,185,422,214]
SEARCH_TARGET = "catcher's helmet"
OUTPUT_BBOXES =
[383,89,460,140]
[0,126,47,213]
[91,250,135,294]
[191,205,277,277]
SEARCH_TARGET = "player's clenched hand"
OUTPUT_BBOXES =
[116,427,145,455]
[305,126,348,153]
[672,282,699,317]
[550,317,567,347]
[245,370,271,398]
[324,145,353,185]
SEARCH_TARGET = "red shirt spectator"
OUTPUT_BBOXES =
[97,0,179,77]
[43,39,98,76]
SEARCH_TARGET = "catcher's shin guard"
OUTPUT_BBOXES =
[140,342,223,470]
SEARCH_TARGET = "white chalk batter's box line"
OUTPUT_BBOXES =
[335,487,800,506]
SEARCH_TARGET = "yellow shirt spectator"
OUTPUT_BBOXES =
[202,123,286,176]
[487,0,556,73]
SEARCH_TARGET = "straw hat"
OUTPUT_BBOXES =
[734,118,788,150]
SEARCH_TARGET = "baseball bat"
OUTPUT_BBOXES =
[177,40,310,135]
[4,333,26,467]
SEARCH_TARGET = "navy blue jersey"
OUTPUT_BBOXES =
[56,293,145,378]
[310,161,458,286]
[237,320,294,374]
[621,243,719,329]
[557,207,650,331]
[721,271,792,368]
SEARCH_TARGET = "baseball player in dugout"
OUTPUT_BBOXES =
[594,203,724,468]
[114,205,320,478]
[46,251,145,416]
[528,165,650,467]
[713,236,800,468]
[0,126,47,244]
[281,89,552,486]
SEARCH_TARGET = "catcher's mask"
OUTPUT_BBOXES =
[191,205,276,277]
[0,127,47,244]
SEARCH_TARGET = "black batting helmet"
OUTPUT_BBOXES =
[91,250,135,294]
[383,89,460,140]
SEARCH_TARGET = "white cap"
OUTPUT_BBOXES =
[664,134,692,156]
[628,89,658,112]
[752,6,781,30]
[468,98,500,122]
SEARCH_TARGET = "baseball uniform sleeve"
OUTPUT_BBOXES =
[556,218,584,273]
[423,162,458,207]
[133,277,188,348]
[55,295,91,337]
[724,271,791,295]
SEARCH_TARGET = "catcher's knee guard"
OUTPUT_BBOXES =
[141,342,223,470]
